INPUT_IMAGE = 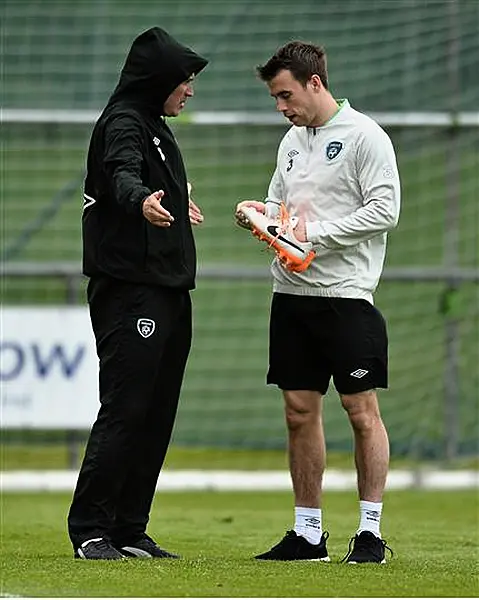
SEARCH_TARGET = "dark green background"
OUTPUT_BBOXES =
[3,0,479,112]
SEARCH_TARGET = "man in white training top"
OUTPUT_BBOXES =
[235,41,400,564]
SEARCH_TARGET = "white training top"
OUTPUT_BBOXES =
[264,99,401,304]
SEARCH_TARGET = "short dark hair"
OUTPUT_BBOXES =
[257,41,328,89]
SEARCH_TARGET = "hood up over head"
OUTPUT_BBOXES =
[107,27,208,115]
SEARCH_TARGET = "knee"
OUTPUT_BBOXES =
[347,409,377,433]
[284,392,320,432]
[341,392,381,433]
[285,406,313,431]
[103,393,148,430]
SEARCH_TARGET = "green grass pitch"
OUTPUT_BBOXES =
[1,490,478,597]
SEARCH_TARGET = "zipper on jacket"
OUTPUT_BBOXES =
[306,127,317,169]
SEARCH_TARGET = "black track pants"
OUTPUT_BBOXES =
[68,276,192,548]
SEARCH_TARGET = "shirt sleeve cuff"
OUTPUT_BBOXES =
[305,220,323,244]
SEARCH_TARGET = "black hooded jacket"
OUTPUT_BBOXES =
[82,27,208,289]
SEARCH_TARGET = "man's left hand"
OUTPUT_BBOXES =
[187,182,204,225]
[189,198,204,225]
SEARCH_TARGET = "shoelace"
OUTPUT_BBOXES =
[340,535,394,563]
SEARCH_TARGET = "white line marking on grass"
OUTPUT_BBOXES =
[0,469,478,492]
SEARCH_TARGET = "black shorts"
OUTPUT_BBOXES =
[267,293,388,395]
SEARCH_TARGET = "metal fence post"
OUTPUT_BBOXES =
[443,0,461,461]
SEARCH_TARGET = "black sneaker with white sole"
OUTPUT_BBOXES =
[116,534,180,559]
[341,531,393,564]
[255,530,330,561]
[74,537,124,560]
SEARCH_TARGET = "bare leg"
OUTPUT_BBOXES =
[341,389,389,501]
[283,390,325,508]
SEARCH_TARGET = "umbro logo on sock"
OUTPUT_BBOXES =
[350,369,369,378]
[305,517,321,529]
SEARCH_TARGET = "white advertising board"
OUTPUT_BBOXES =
[1,307,99,428]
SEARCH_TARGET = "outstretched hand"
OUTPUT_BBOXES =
[142,190,174,227]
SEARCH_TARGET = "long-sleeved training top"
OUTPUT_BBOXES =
[265,99,401,304]
[82,27,208,289]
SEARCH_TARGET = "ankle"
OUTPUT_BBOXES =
[294,506,323,544]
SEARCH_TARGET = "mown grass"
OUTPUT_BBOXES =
[1,490,478,597]
[2,443,478,472]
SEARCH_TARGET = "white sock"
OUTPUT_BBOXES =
[294,506,322,545]
[357,500,382,537]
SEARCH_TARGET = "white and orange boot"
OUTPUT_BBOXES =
[238,203,315,273]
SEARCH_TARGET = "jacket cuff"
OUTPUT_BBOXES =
[305,220,324,244]
[133,189,153,214]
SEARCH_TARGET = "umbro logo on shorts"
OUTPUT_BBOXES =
[137,318,156,338]
[350,369,369,378]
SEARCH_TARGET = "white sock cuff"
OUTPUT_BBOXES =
[359,500,383,513]
[295,506,321,518]
[294,507,323,544]
[358,500,383,537]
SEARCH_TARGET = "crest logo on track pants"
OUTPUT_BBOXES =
[137,318,156,338]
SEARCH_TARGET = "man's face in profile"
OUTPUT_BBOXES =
[164,75,195,117]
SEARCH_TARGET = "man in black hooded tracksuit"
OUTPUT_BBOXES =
[67,28,208,560]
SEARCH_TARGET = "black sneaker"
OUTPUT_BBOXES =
[341,531,393,564]
[117,534,180,559]
[255,530,330,561]
[74,537,124,560]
